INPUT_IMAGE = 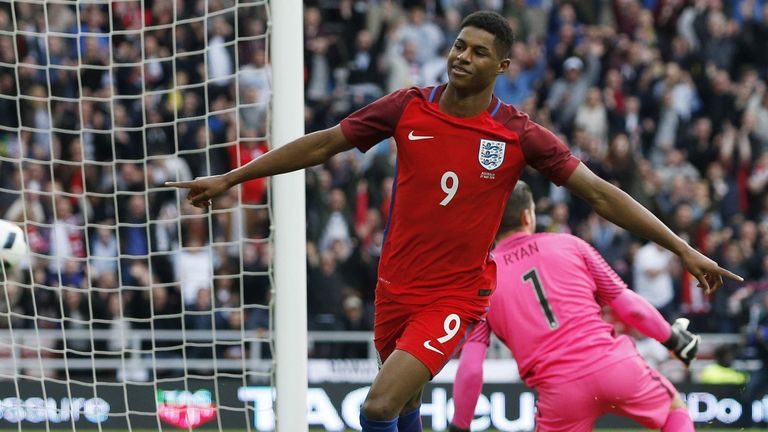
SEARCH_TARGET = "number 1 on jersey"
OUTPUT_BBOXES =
[522,268,559,329]
[440,171,458,206]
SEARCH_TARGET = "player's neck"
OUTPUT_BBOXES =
[439,84,495,118]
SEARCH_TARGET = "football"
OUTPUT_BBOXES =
[0,219,28,270]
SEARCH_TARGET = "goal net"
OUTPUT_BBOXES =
[0,0,305,430]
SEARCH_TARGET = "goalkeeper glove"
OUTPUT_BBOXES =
[663,318,701,367]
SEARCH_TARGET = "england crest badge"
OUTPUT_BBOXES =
[478,139,506,171]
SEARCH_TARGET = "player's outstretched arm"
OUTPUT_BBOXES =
[166,126,353,208]
[564,163,742,293]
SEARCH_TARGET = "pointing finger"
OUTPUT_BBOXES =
[718,267,744,282]
[165,181,193,188]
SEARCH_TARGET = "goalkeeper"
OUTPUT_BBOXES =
[450,182,699,432]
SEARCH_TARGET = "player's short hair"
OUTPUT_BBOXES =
[499,180,534,233]
[460,11,515,58]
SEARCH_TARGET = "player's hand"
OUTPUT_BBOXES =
[165,175,231,208]
[679,246,742,294]
[663,318,701,367]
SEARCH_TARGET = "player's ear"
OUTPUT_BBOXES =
[520,209,531,227]
[497,58,511,75]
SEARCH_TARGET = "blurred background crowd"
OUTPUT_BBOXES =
[0,0,768,385]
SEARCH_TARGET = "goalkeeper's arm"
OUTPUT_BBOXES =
[609,289,700,366]
[449,340,488,432]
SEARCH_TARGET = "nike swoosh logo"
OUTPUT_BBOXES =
[423,340,444,355]
[408,131,434,141]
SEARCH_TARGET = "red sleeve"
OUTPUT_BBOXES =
[339,88,415,152]
[520,120,580,185]
[497,106,579,184]
[575,237,627,305]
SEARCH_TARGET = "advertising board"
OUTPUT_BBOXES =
[0,378,763,430]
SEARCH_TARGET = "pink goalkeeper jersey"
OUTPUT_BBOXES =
[485,232,639,387]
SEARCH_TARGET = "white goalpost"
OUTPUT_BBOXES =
[0,0,307,430]
[270,0,308,431]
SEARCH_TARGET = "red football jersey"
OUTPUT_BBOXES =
[340,85,579,304]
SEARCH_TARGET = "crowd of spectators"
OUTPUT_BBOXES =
[0,0,273,378]
[303,0,768,370]
[294,0,768,366]
[1,0,768,381]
